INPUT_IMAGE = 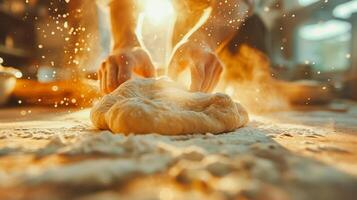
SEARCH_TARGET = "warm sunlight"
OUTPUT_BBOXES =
[141,0,175,25]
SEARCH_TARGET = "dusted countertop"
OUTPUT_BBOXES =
[0,102,357,199]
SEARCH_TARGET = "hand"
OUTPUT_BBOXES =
[168,42,223,93]
[98,47,155,94]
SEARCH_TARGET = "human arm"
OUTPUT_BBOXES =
[98,0,155,94]
[169,0,252,92]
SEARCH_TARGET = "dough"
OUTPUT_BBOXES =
[91,78,249,135]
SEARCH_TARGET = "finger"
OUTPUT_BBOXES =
[106,59,119,92]
[201,64,215,93]
[201,56,216,93]
[207,61,223,93]
[190,63,205,92]
[103,68,109,94]
[118,61,132,86]
[168,56,188,80]
[97,62,104,91]
[100,62,107,93]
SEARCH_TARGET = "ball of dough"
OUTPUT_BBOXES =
[91,78,249,135]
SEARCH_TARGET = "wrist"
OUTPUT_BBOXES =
[183,39,214,55]
[187,32,215,52]
[112,45,142,55]
[112,32,141,52]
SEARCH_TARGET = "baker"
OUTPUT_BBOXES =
[98,0,280,94]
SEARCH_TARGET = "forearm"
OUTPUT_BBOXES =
[188,0,252,52]
[109,0,140,50]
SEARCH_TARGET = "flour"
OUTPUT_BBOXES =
[23,157,173,187]
[1,104,357,200]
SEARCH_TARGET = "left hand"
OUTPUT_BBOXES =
[168,41,223,93]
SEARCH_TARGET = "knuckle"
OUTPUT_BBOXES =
[108,55,117,64]
[108,53,128,65]
[103,62,112,71]
[118,53,129,61]
[99,61,106,70]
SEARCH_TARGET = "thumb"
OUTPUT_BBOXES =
[141,60,156,78]
[132,49,156,78]
[190,63,205,92]
[168,56,189,80]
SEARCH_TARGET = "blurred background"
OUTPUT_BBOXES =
[0,0,356,108]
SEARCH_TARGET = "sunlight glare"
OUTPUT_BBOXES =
[142,0,174,25]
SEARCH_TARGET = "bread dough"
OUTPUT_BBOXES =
[91,78,249,135]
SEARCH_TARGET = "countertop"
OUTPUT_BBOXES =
[0,102,357,200]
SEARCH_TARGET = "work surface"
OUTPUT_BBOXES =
[0,101,357,200]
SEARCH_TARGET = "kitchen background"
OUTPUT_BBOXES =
[0,0,356,106]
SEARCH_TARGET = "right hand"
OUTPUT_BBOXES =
[168,41,223,93]
[98,47,156,94]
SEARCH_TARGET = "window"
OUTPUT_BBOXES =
[296,20,351,72]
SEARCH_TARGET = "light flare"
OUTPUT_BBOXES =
[141,0,175,25]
